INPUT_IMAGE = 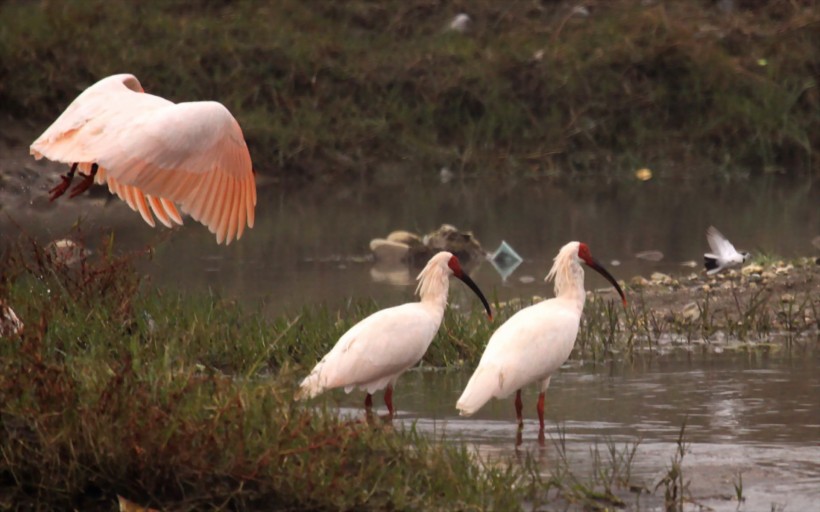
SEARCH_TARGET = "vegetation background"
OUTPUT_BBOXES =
[2,0,818,182]
[1,1,818,510]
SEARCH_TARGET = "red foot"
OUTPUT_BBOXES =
[68,164,98,198]
[49,163,78,202]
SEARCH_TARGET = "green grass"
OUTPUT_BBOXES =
[0,238,537,510]
[1,0,817,180]
[2,232,813,509]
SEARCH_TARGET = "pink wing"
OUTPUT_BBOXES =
[30,74,256,245]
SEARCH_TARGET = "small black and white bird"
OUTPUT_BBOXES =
[703,226,750,275]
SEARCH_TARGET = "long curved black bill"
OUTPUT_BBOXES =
[457,273,493,320]
[585,257,627,306]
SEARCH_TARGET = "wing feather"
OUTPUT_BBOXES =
[226,179,240,245]
[120,183,137,211]
[147,195,173,228]
[133,189,156,227]
[706,226,737,259]
[216,178,235,244]
[201,172,225,237]
[245,173,256,228]
[236,178,247,241]
[30,74,255,244]
[185,170,215,221]
[162,198,183,225]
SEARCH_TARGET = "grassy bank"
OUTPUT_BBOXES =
[1,0,817,180]
[1,235,816,508]
[0,239,534,510]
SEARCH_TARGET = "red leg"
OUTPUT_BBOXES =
[49,163,78,202]
[364,393,373,410]
[514,389,523,427]
[69,163,98,198]
[384,384,394,418]
[537,392,546,431]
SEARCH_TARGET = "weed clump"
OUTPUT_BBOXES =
[0,238,530,510]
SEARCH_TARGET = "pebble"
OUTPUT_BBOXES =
[682,302,700,321]
[635,250,664,262]
[650,272,673,285]
[775,264,793,276]
[741,264,764,275]
[630,276,651,287]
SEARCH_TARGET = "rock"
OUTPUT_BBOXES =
[447,13,471,33]
[439,166,454,183]
[775,264,793,276]
[386,230,423,247]
[650,272,673,285]
[369,239,410,264]
[741,264,764,275]
[47,239,90,267]
[422,224,485,264]
[634,168,652,181]
[682,302,700,321]
[630,276,651,287]
[0,300,23,337]
[635,250,664,262]
[370,224,485,267]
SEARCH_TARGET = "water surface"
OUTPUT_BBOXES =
[3,166,818,314]
[331,353,820,511]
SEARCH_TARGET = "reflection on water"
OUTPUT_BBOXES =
[4,167,819,510]
[3,172,818,314]
[327,353,820,511]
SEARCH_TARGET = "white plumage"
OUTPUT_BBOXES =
[704,226,750,275]
[30,73,256,245]
[457,241,626,431]
[297,251,491,417]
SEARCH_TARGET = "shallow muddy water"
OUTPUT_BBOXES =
[2,162,818,314]
[331,353,820,511]
[3,161,819,510]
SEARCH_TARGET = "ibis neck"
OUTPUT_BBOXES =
[554,264,586,313]
[419,276,449,316]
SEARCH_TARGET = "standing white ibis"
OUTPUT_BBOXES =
[297,251,492,418]
[703,226,750,275]
[456,241,626,433]
[30,73,256,245]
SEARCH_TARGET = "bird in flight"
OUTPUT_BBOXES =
[30,73,256,245]
[704,226,750,275]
